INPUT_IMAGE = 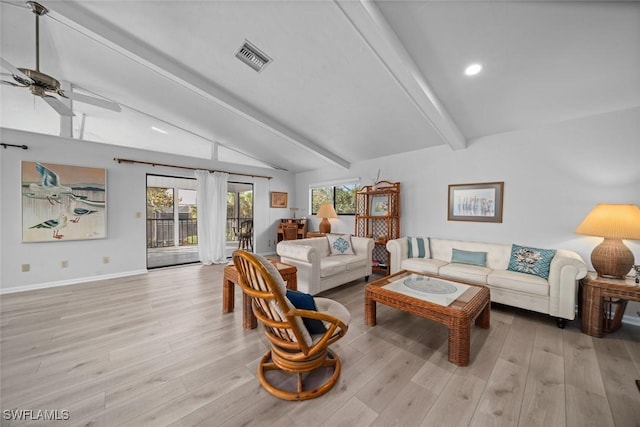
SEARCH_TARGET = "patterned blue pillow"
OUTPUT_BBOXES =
[507,244,556,279]
[327,234,355,255]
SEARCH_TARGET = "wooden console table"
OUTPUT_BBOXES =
[581,272,639,337]
[306,232,326,238]
[223,261,297,329]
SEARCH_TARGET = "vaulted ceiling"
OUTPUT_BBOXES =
[1,1,638,173]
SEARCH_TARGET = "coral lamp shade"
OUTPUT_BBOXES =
[575,204,640,278]
[317,203,337,234]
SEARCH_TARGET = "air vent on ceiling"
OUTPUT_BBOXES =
[235,40,272,72]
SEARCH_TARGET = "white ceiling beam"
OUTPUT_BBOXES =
[335,0,467,150]
[45,1,351,169]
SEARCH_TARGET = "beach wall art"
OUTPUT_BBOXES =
[22,161,107,242]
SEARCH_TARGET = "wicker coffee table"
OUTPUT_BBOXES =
[365,270,490,366]
[223,261,297,329]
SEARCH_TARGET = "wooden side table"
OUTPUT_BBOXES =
[223,261,297,329]
[581,272,640,337]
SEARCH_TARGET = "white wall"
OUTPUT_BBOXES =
[0,128,295,292]
[295,107,640,319]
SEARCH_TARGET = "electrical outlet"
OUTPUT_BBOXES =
[22,264,30,272]
[103,256,110,264]
[61,260,68,268]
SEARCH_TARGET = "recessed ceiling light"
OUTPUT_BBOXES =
[151,126,168,134]
[464,63,483,76]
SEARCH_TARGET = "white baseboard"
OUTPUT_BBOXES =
[0,270,148,294]
[623,313,640,327]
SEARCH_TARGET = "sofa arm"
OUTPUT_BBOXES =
[386,238,408,274]
[276,242,317,263]
[351,236,374,265]
[277,241,321,294]
[547,249,588,319]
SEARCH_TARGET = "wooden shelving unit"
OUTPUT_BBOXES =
[355,181,400,275]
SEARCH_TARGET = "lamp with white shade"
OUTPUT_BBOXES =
[317,203,337,234]
[575,203,640,278]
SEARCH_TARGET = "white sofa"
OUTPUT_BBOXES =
[386,237,588,327]
[277,236,374,295]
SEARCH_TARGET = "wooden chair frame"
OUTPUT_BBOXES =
[281,222,299,241]
[233,250,348,400]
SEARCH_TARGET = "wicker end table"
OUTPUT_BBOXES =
[223,261,297,329]
[365,270,490,366]
[581,272,640,337]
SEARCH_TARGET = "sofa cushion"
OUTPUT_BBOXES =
[407,237,430,258]
[314,297,351,341]
[333,254,368,271]
[488,269,549,296]
[327,234,355,255]
[451,248,487,267]
[439,263,492,285]
[507,244,556,279]
[401,258,448,275]
[320,258,347,277]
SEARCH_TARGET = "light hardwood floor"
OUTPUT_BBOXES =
[1,264,639,427]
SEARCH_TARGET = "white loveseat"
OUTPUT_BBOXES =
[386,237,588,327]
[277,236,374,295]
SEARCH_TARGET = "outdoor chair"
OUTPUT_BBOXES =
[234,219,253,251]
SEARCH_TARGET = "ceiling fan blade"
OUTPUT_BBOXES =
[0,57,33,84]
[62,91,121,112]
[42,95,75,117]
[1,80,28,87]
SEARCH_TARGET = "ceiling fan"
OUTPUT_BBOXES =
[1,1,121,117]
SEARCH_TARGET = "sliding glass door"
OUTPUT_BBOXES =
[146,175,254,267]
[146,175,199,268]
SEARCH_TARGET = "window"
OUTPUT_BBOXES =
[310,182,358,215]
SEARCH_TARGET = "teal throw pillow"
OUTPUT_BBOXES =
[507,244,556,279]
[286,290,327,334]
[327,234,355,255]
[407,237,430,258]
[451,248,487,267]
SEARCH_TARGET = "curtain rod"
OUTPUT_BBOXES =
[1,143,28,150]
[113,157,272,180]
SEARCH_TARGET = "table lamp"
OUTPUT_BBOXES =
[317,203,337,233]
[575,203,640,278]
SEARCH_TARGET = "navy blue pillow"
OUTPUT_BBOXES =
[286,290,327,334]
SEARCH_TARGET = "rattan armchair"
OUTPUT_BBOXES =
[232,250,349,400]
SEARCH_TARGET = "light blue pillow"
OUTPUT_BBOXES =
[407,237,430,258]
[507,244,556,279]
[451,248,487,267]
